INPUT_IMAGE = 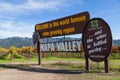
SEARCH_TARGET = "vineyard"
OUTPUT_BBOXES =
[0,46,120,60]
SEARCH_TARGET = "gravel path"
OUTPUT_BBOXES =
[0,61,85,80]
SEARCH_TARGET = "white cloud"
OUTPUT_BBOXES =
[0,0,64,16]
[0,21,34,38]
[0,30,33,38]
[0,0,83,16]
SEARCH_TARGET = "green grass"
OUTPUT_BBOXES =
[14,53,24,59]
[0,57,120,72]
[0,57,83,64]
[0,56,119,64]
[42,57,83,61]
[0,53,24,60]
[0,53,11,60]
[98,77,120,80]
[0,57,37,63]
[94,77,119,80]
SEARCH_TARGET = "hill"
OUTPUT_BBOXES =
[0,37,119,48]
[0,37,33,48]
[112,39,120,46]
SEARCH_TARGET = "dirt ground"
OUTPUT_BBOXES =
[0,61,119,80]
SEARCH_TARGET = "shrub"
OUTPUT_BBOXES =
[14,53,24,59]
[1,53,11,60]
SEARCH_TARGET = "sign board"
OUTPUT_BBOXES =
[82,18,112,62]
[35,12,90,38]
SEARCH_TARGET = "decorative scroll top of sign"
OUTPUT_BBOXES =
[35,12,90,38]
[82,18,112,62]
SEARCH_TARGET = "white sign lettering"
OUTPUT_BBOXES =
[40,40,81,52]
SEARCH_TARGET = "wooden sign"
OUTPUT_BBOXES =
[35,12,90,38]
[82,18,112,62]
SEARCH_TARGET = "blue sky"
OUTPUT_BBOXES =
[0,0,120,39]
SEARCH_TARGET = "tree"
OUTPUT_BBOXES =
[118,46,120,53]
[26,46,33,59]
[18,46,33,59]
[0,47,9,57]
[9,46,18,60]
[111,46,118,53]
[0,47,8,54]
[32,47,37,53]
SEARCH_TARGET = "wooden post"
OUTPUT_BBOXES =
[85,54,89,72]
[104,59,109,73]
[37,40,42,65]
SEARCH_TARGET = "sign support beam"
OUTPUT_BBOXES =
[104,59,109,73]
[85,54,89,71]
[37,40,42,65]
